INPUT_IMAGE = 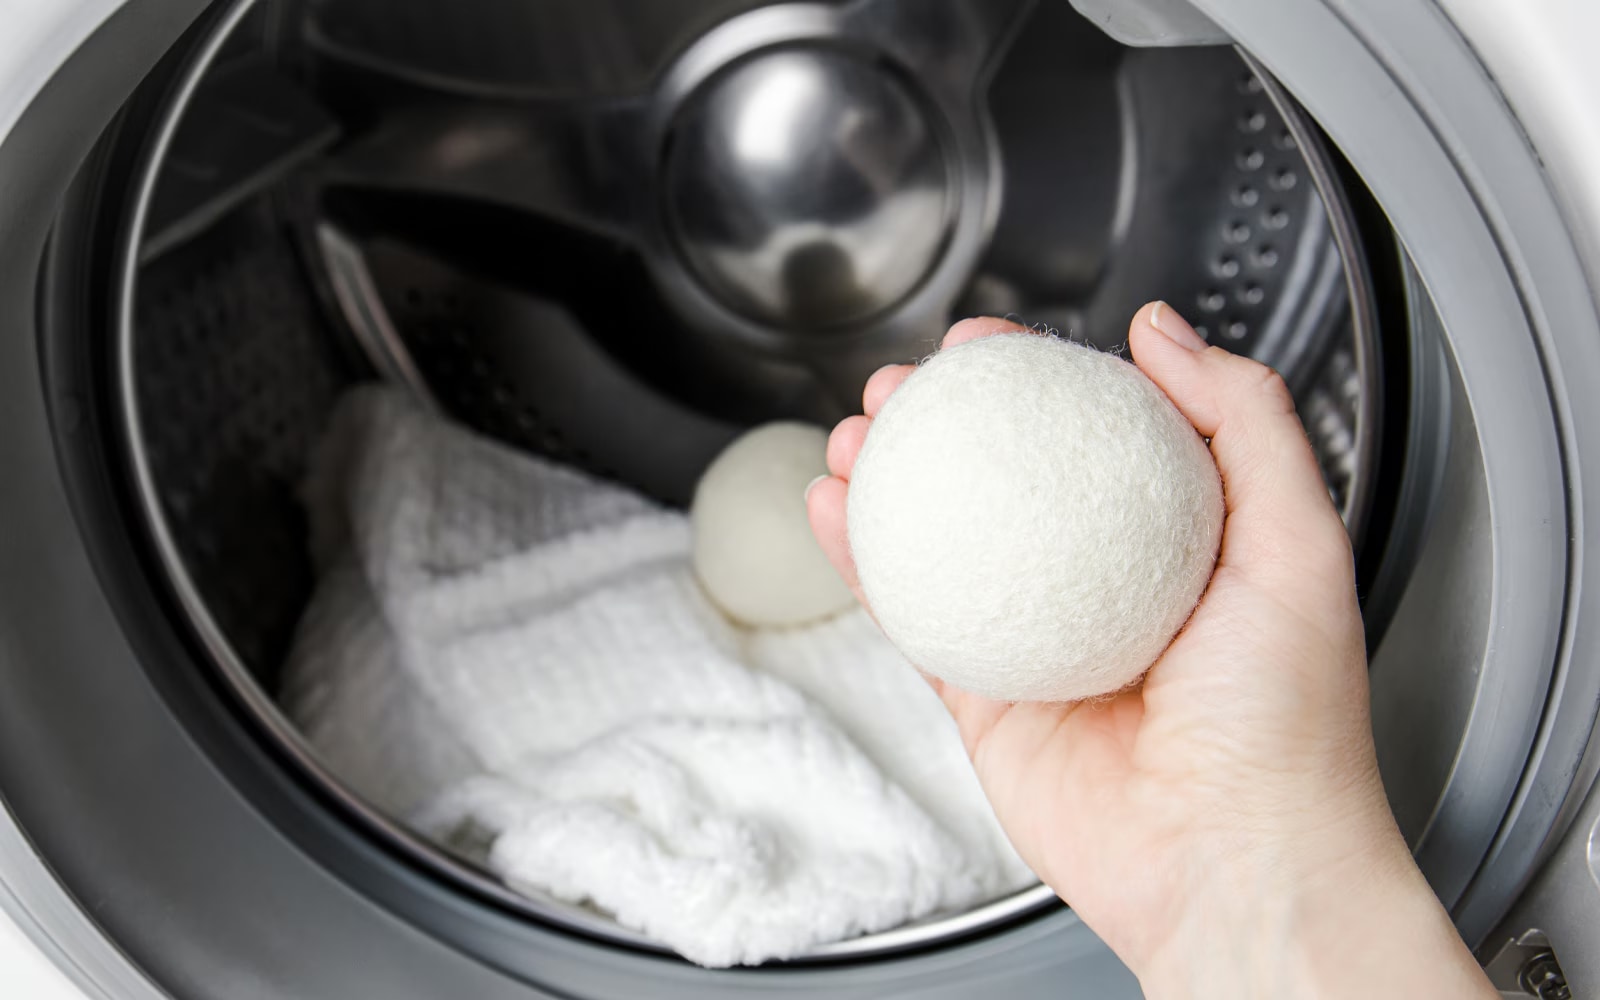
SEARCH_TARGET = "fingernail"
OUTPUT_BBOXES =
[805,475,830,502]
[1150,301,1209,352]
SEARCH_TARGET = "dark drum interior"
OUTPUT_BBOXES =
[81,0,1404,963]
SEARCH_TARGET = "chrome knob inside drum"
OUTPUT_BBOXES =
[662,47,954,332]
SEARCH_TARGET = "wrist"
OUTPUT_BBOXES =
[1134,810,1494,1000]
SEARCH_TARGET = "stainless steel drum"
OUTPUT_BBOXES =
[114,0,1383,962]
[116,0,1388,960]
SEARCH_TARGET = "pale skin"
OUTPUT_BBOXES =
[806,302,1499,998]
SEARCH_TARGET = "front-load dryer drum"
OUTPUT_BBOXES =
[1,0,1598,997]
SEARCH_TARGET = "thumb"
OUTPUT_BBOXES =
[1127,301,1351,580]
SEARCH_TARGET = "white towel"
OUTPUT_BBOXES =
[279,387,1032,967]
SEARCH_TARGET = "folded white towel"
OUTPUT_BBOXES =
[279,387,1032,967]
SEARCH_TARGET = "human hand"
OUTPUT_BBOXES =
[807,303,1496,998]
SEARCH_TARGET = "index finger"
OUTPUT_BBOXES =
[942,316,1036,350]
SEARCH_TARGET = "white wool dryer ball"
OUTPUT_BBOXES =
[847,333,1224,702]
[692,422,857,628]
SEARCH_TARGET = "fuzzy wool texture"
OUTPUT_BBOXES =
[847,334,1224,703]
[279,387,1032,967]
[690,422,856,627]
